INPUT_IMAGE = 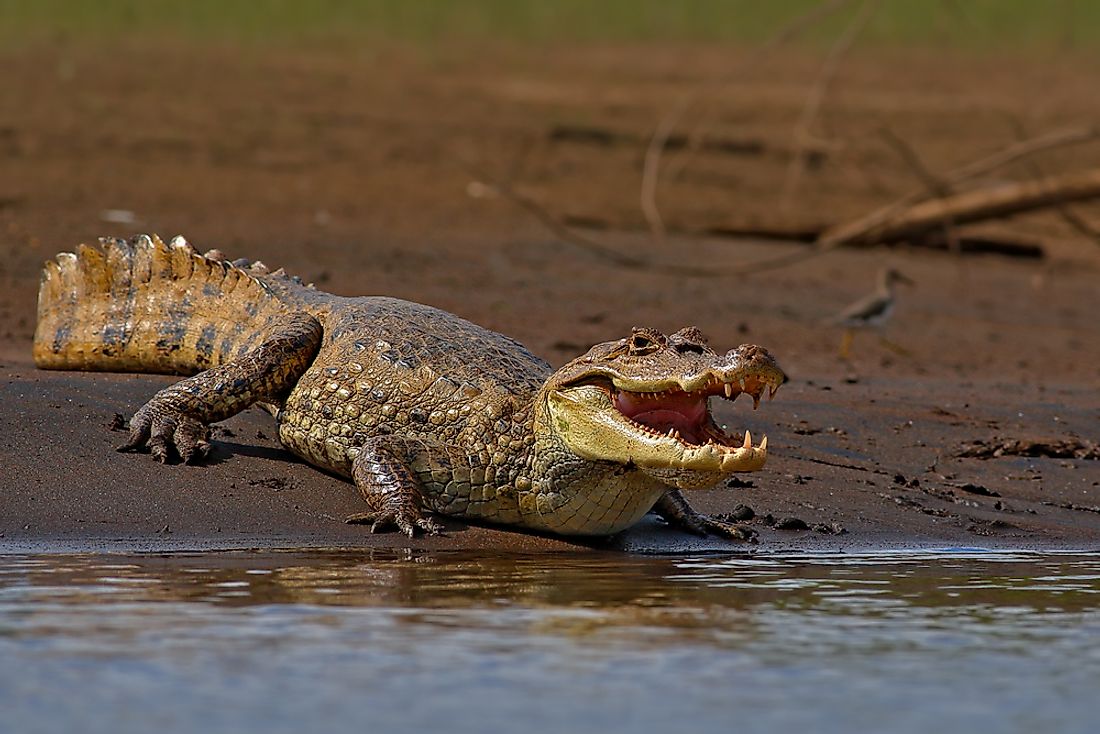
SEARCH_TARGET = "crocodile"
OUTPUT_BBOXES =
[34,234,786,540]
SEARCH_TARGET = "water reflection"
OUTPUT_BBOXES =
[1,550,1099,734]
[5,549,1099,608]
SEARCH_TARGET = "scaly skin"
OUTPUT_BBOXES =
[35,234,786,540]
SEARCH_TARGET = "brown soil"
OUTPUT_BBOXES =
[1,39,1098,552]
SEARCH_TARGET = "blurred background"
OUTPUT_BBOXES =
[2,0,1098,384]
[3,13,1100,718]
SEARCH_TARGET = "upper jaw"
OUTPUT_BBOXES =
[609,367,784,411]
[571,343,786,407]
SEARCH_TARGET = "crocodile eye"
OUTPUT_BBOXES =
[628,332,660,355]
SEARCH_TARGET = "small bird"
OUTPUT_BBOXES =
[830,267,914,359]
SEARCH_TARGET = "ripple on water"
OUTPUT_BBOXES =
[0,549,1098,734]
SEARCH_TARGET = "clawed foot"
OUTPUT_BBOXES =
[345,510,444,538]
[116,402,213,464]
[689,516,758,543]
[654,490,758,543]
[660,507,757,542]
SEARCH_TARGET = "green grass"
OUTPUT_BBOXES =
[1,0,1096,49]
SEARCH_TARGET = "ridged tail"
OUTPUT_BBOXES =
[34,234,294,375]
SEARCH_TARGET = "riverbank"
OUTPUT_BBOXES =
[3,361,1096,554]
[1,33,1097,553]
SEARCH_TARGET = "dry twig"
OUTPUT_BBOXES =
[1004,116,1100,246]
[473,115,1100,276]
[639,0,852,244]
[817,124,1100,248]
[464,162,826,277]
[828,167,1100,246]
[877,127,962,253]
[780,0,880,210]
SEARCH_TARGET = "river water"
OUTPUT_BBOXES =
[1,549,1098,734]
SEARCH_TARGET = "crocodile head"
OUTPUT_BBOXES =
[542,327,786,490]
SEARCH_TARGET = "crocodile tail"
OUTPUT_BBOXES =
[34,234,294,374]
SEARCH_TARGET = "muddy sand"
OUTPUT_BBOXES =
[1,40,1098,553]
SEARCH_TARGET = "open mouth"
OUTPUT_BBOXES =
[610,373,781,453]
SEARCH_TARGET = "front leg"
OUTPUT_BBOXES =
[345,436,446,537]
[653,489,757,543]
[118,312,321,463]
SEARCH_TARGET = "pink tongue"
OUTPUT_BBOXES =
[614,391,708,443]
[631,409,703,443]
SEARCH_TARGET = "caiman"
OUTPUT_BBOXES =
[33,235,786,540]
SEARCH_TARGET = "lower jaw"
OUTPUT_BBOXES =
[640,464,725,490]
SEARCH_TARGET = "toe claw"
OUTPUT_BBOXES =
[418,517,445,536]
[149,438,172,464]
[116,416,151,453]
[347,508,440,537]
[704,520,757,543]
[180,443,211,465]
[114,397,218,466]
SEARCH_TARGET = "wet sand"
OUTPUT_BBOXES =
[1,40,1098,553]
[3,359,1097,554]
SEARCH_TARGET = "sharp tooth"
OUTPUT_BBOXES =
[743,431,752,449]
[760,435,768,452]
[667,428,676,437]
[768,383,778,400]
[673,429,681,440]
[738,378,746,392]
[724,383,733,398]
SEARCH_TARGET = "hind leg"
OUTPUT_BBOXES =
[118,312,322,463]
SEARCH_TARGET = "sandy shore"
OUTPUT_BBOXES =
[4,359,1097,554]
[1,40,1098,554]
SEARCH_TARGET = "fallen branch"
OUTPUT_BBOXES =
[820,124,1100,249]
[1004,115,1100,247]
[468,166,1080,276]
[673,127,1100,275]
[467,126,1100,277]
[821,167,1100,246]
